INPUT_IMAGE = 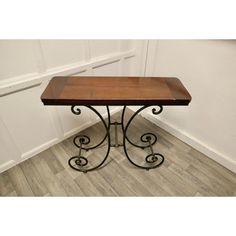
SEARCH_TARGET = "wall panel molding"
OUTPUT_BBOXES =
[0,40,147,173]
[33,40,47,73]
[144,40,159,76]
[0,49,136,97]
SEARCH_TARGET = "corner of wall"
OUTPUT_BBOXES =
[142,111,236,174]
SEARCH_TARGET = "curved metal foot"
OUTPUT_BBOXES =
[122,105,165,170]
[69,105,110,172]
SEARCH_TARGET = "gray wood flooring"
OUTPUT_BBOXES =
[0,109,236,196]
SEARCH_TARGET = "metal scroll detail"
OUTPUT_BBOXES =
[68,105,110,173]
[69,105,164,172]
[122,105,164,170]
[71,105,81,115]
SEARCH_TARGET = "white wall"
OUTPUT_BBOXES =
[144,40,236,173]
[0,40,147,173]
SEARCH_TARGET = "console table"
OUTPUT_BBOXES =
[41,76,191,172]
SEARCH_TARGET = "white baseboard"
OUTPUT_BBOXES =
[143,111,236,174]
[0,160,16,173]
[64,120,94,139]
[21,138,60,161]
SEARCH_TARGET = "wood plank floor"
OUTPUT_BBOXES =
[0,109,236,196]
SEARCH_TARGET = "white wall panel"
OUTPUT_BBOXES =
[0,40,38,80]
[122,57,133,76]
[120,40,133,51]
[90,40,119,58]
[56,106,91,137]
[130,40,147,76]
[0,118,20,170]
[0,85,57,155]
[41,40,87,69]
[92,61,120,76]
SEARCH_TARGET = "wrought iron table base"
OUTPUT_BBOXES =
[68,105,164,173]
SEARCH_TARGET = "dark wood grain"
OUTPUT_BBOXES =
[41,76,191,106]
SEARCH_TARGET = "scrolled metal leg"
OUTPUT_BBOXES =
[71,105,110,151]
[68,135,89,171]
[121,106,160,149]
[122,105,165,170]
[68,105,111,172]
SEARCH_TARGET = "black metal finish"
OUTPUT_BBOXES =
[122,105,164,170]
[69,105,165,172]
[68,105,110,173]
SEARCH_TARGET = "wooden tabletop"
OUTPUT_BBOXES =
[41,76,191,106]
